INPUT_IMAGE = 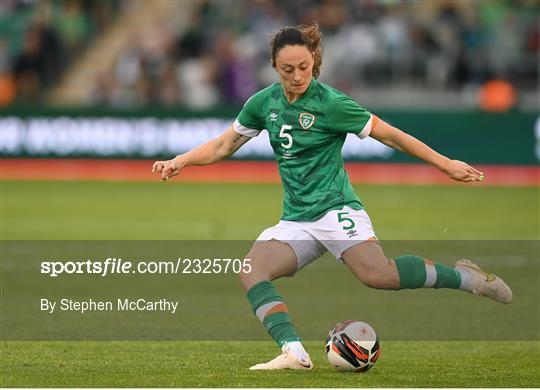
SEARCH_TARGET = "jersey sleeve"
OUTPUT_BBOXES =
[234,93,265,138]
[326,95,375,139]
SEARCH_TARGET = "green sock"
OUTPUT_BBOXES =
[394,255,462,290]
[246,280,301,347]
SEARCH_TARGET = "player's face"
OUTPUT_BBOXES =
[275,45,314,99]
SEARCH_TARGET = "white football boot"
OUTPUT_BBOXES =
[249,350,313,370]
[455,259,513,304]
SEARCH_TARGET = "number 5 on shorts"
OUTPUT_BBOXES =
[337,212,355,230]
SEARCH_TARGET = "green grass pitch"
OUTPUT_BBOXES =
[1,180,539,387]
[2,341,539,387]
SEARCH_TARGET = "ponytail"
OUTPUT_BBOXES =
[298,23,322,79]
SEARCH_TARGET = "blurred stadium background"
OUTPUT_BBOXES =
[0,0,539,206]
[1,0,539,109]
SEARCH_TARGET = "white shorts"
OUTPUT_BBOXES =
[256,206,377,273]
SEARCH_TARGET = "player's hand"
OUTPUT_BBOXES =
[444,160,484,182]
[152,156,184,181]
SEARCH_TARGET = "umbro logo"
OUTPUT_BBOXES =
[269,112,278,121]
[347,230,358,238]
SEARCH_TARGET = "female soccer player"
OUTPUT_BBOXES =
[152,23,512,370]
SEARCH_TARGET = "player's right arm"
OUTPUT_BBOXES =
[154,87,266,181]
[152,125,250,181]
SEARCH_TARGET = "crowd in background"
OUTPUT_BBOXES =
[1,0,539,109]
[88,0,540,109]
[0,0,123,105]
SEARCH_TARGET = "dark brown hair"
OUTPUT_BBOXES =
[270,22,323,79]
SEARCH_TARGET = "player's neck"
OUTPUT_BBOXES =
[284,87,307,103]
[285,92,301,103]
[282,79,314,103]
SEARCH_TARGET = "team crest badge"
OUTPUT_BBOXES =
[299,112,315,130]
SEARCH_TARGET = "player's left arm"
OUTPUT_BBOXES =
[369,117,484,182]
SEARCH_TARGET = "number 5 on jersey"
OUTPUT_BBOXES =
[337,212,355,230]
[279,124,293,149]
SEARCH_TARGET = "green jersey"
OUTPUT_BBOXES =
[234,79,374,221]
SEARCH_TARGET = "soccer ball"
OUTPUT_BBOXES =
[325,320,381,372]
